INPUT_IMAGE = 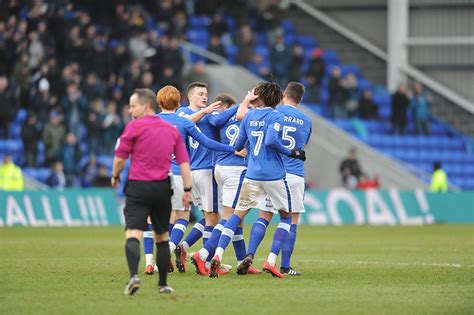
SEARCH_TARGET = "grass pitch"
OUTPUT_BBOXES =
[1,225,473,314]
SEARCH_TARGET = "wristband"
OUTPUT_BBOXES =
[112,175,119,180]
[184,187,192,192]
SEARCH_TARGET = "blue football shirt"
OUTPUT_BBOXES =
[277,104,312,177]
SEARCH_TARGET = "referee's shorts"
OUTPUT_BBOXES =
[123,179,173,234]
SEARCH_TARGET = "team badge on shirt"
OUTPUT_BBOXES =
[274,122,281,132]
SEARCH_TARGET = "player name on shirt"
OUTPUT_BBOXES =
[284,116,305,125]
[250,120,265,127]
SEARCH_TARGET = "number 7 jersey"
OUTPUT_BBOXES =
[235,107,290,181]
[277,104,312,177]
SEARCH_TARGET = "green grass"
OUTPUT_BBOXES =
[1,225,473,314]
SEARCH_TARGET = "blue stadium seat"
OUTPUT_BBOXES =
[254,45,269,58]
[187,30,209,43]
[255,33,268,45]
[15,109,27,124]
[281,20,296,34]
[297,35,317,49]
[189,16,211,28]
[225,45,239,64]
[341,65,361,78]
[322,50,339,65]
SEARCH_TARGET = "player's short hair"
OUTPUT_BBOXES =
[187,82,207,95]
[254,82,283,108]
[157,85,181,110]
[214,93,236,107]
[285,81,305,103]
[133,88,158,112]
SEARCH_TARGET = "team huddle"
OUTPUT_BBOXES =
[115,80,312,294]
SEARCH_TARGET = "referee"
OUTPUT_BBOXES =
[112,88,192,295]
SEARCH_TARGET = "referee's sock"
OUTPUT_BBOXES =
[281,224,297,269]
[155,241,170,287]
[267,217,291,266]
[125,238,140,277]
[182,218,205,250]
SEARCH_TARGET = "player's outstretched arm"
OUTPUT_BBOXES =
[208,106,238,127]
[189,124,234,152]
[185,101,221,123]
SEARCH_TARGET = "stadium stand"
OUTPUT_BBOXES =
[0,0,472,190]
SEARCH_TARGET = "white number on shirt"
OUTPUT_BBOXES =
[282,126,297,150]
[251,131,264,156]
[225,125,240,146]
[189,136,199,149]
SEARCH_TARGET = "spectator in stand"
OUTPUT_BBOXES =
[102,101,123,155]
[429,161,448,193]
[236,24,255,66]
[357,174,380,190]
[120,104,132,126]
[46,160,66,189]
[328,67,347,118]
[80,154,98,188]
[246,53,271,80]
[270,34,290,86]
[339,148,362,186]
[304,48,325,103]
[410,82,431,135]
[0,154,24,191]
[0,76,19,139]
[12,53,31,106]
[61,82,87,136]
[171,10,188,39]
[288,43,304,82]
[31,78,58,129]
[358,89,378,119]
[391,83,410,135]
[21,113,41,167]
[61,132,81,187]
[92,165,112,187]
[86,99,106,155]
[258,0,284,45]
[140,71,159,92]
[42,111,66,166]
[28,31,45,70]
[208,35,226,64]
[209,13,232,46]
[82,72,108,101]
[344,73,359,118]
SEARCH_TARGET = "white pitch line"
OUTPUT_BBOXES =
[252,258,474,268]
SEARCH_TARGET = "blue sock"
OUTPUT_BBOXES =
[169,219,188,248]
[144,223,154,256]
[203,225,213,246]
[203,219,226,261]
[281,224,297,269]
[270,217,291,257]
[232,226,246,262]
[216,214,241,251]
[183,218,205,248]
[247,217,269,256]
[169,223,174,235]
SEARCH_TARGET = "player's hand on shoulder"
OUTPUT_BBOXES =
[235,148,248,157]
[289,148,306,161]
[202,101,221,114]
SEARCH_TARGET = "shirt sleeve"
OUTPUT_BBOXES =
[207,106,239,127]
[265,113,292,156]
[187,122,234,152]
[173,128,190,165]
[234,116,248,151]
[114,121,135,159]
